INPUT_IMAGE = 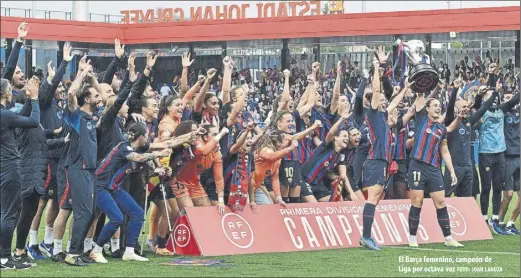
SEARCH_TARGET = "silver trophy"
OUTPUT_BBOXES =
[398,39,439,93]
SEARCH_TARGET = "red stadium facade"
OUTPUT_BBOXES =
[0,6,519,44]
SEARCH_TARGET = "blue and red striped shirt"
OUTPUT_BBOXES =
[302,142,343,183]
[393,115,411,161]
[410,108,447,167]
[95,142,133,190]
[365,108,394,163]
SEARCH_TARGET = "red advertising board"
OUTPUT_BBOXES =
[166,198,492,256]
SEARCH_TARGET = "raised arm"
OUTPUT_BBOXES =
[371,60,382,110]
[386,83,409,114]
[193,68,217,113]
[468,90,498,125]
[102,39,127,84]
[182,76,204,104]
[372,46,390,110]
[102,70,136,126]
[498,81,520,112]
[353,76,367,116]
[126,148,171,163]
[227,85,247,126]
[290,120,322,141]
[330,61,342,114]
[221,56,233,104]
[180,52,194,98]
[67,60,91,113]
[38,62,56,106]
[326,114,349,144]
[297,76,317,117]
[2,22,27,80]
[280,69,292,111]
[444,79,462,125]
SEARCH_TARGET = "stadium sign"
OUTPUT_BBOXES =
[166,198,492,256]
[121,1,327,24]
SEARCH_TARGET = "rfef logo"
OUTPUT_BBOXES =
[447,205,467,236]
[221,213,254,248]
[174,224,191,247]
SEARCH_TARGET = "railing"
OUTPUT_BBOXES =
[1,7,123,23]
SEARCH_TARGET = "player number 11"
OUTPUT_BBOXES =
[413,171,421,182]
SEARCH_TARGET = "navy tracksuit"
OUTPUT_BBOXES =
[62,108,97,255]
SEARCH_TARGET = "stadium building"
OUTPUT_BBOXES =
[1,2,519,89]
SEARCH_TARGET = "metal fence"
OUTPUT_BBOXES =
[0,7,124,23]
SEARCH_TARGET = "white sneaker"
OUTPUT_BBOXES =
[122,252,149,262]
[89,252,108,264]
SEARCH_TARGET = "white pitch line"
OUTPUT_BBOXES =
[387,246,520,256]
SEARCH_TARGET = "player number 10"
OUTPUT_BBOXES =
[285,167,294,178]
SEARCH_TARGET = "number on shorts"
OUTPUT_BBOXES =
[285,167,294,178]
[413,171,422,182]
[176,183,185,190]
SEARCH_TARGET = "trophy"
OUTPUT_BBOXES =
[398,39,439,93]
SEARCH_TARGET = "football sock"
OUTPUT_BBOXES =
[362,203,376,238]
[437,207,451,237]
[408,206,422,236]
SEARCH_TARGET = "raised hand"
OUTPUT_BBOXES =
[197,75,206,85]
[47,61,55,81]
[129,68,138,83]
[375,45,390,64]
[313,120,323,128]
[63,43,73,62]
[337,61,342,74]
[182,52,194,68]
[114,38,125,59]
[206,68,217,79]
[223,56,233,69]
[17,22,29,40]
[78,54,92,73]
[488,60,499,75]
[26,76,40,99]
[372,58,380,69]
[454,77,463,88]
[146,51,158,68]
[283,69,291,78]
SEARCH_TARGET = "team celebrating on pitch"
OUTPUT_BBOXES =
[1,22,519,270]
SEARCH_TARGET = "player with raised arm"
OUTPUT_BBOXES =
[407,91,463,248]
[300,113,353,202]
[359,47,395,251]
